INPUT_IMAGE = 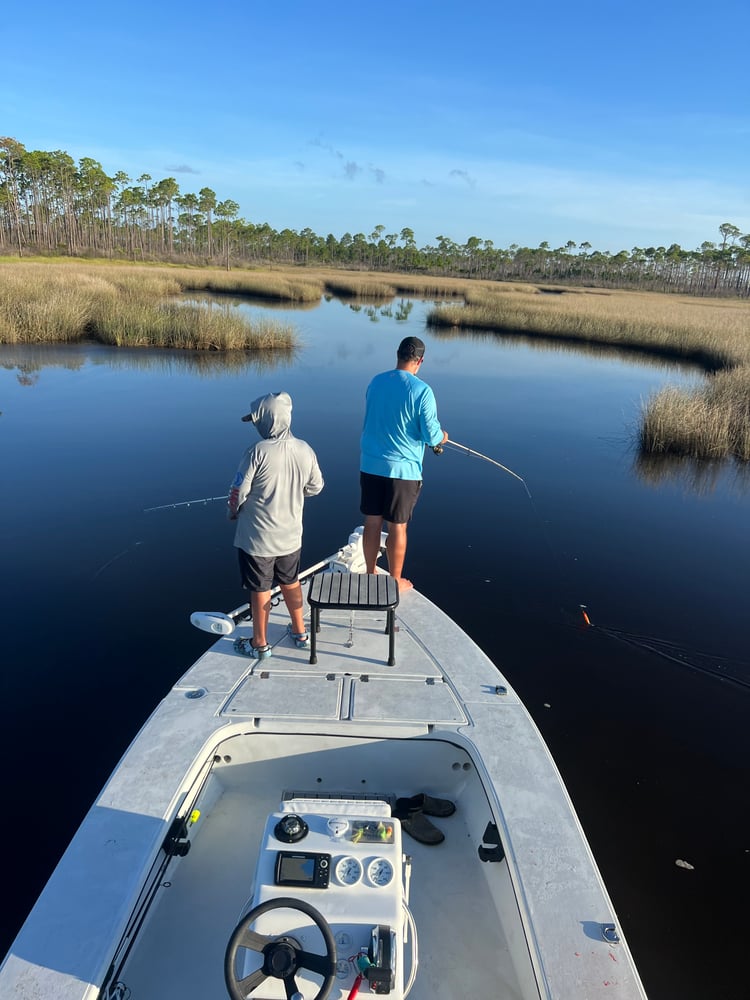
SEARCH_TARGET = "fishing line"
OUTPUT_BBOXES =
[578,613,750,691]
[92,541,143,579]
[435,438,749,691]
[433,437,567,599]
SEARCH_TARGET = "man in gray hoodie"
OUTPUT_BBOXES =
[228,392,324,659]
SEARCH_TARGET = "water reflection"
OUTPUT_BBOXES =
[347,300,415,323]
[0,342,295,381]
[349,299,414,323]
[184,291,320,312]
[634,450,750,495]
[429,324,710,373]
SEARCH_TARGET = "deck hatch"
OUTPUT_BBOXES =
[351,676,466,724]
[224,672,343,719]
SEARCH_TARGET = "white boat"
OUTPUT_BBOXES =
[0,528,648,1000]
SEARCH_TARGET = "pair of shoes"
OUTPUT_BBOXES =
[396,792,456,817]
[233,637,272,659]
[287,626,310,650]
[393,792,456,845]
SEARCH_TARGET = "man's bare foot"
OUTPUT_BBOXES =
[395,577,413,592]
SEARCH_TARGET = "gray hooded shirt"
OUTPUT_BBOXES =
[228,392,324,557]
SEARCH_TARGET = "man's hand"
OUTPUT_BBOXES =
[227,486,241,520]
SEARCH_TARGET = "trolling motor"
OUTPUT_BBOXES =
[190,610,240,635]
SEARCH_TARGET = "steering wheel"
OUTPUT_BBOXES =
[224,896,337,1000]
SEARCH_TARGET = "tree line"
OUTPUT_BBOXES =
[2,136,748,297]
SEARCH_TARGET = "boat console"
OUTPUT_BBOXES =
[225,798,413,1000]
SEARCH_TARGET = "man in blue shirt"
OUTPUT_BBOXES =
[360,336,448,591]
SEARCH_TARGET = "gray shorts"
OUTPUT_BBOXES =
[238,548,301,592]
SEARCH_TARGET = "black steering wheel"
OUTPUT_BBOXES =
[224,896,337,1000]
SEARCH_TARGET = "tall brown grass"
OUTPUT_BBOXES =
[640,367,750,462]
[0,263,296,350]
[173,269,324,303]
[3,260,749,461]
[426,284,750,461]
[427,286,748,369]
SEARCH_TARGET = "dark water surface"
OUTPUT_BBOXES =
[1,296,748,998]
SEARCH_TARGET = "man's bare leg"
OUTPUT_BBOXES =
[250,590,271,647]
[280,580,306,635]
[385,521,413,592]
[363,515,384,574]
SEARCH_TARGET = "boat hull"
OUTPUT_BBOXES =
[0,530,648,999]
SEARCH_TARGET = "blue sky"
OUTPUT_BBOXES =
[3,0,748,254]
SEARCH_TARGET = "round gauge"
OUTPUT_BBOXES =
[367,857,394,888]
[335,856,363,886]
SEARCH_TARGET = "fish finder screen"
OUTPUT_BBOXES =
[280,854,314,881]
[275,851,330,888]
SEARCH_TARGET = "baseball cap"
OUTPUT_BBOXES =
[397,336,426,361]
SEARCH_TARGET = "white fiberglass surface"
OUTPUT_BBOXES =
[119,734,531,1000]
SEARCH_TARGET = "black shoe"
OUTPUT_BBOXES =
[397,810,445,845]
[395,792,456,818]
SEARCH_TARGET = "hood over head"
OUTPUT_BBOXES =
[241,392,293,439]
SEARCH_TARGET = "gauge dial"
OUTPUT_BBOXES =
[335,856,363,886]
[367,857,394,887]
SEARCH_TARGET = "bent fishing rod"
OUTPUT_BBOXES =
[432,439,532,498]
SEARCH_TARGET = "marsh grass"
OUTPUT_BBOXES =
[3,260,749,460]
[640,368,750,461]
[172,269,323,303]
[0,263,296,350]
[323,277,397,300]
[317,269,472,302]
[426,284,750,461]
[94,299,294,350]
[427,286,747,368]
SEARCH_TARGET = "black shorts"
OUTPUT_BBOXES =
[359,472,422,524]
[238,548,301,592]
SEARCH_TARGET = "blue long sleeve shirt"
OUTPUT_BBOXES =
[360,369,443,480]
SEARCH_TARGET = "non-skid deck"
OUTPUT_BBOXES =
[219,603,467,726]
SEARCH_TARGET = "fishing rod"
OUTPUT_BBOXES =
[432,439,532,498]
[144,495,228,513]
[155,438,526,510]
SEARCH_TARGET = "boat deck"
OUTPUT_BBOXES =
[196,600,471,730]
[120,746,526,1000]
[1,572,648,1000]
[115,599,530,997]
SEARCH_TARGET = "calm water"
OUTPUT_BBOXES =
[1,296,748,999]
